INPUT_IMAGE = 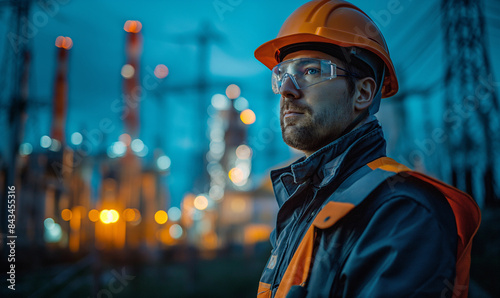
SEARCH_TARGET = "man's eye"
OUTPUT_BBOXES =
[304,68,320,75]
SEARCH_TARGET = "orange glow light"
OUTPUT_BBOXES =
[225,84,241,99]
[88,209,100,222]
[55,36,73,50]
[228,167,245,184]
[100,209,119,224]
[154,64,169,79]
[124,20,142,33]
[194,195,209,211]
[155,210,168,224]
[61,208,72,221]
[240,109,256,125]
[123,208,134,221]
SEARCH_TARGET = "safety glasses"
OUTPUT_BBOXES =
[271,58,357,94]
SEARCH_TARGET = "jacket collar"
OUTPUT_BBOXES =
[271,118,386,207]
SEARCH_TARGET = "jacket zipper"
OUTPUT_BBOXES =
[270,183,320,294]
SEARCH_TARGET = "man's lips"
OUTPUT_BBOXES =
[283,110,304,118]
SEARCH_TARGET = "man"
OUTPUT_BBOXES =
[253,1,481,297]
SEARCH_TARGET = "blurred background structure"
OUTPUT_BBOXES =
[0,0,499,297]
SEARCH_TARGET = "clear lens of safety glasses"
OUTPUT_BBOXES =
[271,58,339,94]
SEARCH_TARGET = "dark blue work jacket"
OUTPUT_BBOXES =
[258,119,463,297]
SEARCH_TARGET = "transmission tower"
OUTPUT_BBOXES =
[442,0,500,206]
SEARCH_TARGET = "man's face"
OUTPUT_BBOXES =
[279,50,356,156]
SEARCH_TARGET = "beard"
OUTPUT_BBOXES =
[280,101,349,153]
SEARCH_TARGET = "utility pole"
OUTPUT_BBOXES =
[154,21,225,193]
[442,0,500,206]
[1,0,31,243]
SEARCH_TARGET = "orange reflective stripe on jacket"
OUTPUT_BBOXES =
[274,202,356,298]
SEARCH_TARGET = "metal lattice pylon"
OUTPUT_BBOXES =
[442,0,500,206]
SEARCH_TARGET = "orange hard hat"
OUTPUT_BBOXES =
[254,0,398,98]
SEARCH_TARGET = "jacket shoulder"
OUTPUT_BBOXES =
[367,173,456,231]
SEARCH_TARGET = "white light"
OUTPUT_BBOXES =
[207,162,223,176]
[112,141,127,156]
[107,146,117,158]
[157,155,171,170]
[236,144,252,159]
[121,64,135,79]
[19,143,33,156]
[44,222,62,243]
[211,94,230,110]
[210,128,225,142]
[131,139,144,153]
[44,218,55,229]
[40,135,52,148]
[233,97,249,111]
[135,145,148,157]
[169,224,183,239]
[71,132,83,145]
[49,139,61,152]
[194,195,209,210]
[209,141,225,155]
[167,207,181,221]
[209,185,224,200]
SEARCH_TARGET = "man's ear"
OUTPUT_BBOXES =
[354,77,377,112]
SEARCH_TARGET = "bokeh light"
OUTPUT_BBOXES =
[131,139,144,152]
[211,93,230,110]
[194,195,209,210]
[157,155,171,170]
[233,97,249,111]
[225,84,241,99]
[209,185,224,201]
[44,218,55,230]
[240,109,256,125]
[167,207,181,221]
[154,64,169,79]
[123,208,135,222]
[49,139,62,152]
[154,210,168,224]
[121,64,135,79]
[135,145,149,157]
[119,133,131,146]
[71,132,83,145]
[88,209,100,222]
[19,143,33,156]
[44,220,62,243]
[40,135,51,148]
[100,209,119,224]
[236,144,252,160]
[229,167,246,185]
[112,141,127,156]
[61,209,72,221]
[124,20,142,33]
[169,224,183,239]
[55,36,73,50]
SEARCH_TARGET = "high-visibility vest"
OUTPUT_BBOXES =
[258,157,481,298]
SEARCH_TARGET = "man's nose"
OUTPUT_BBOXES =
[280,74,301,99]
